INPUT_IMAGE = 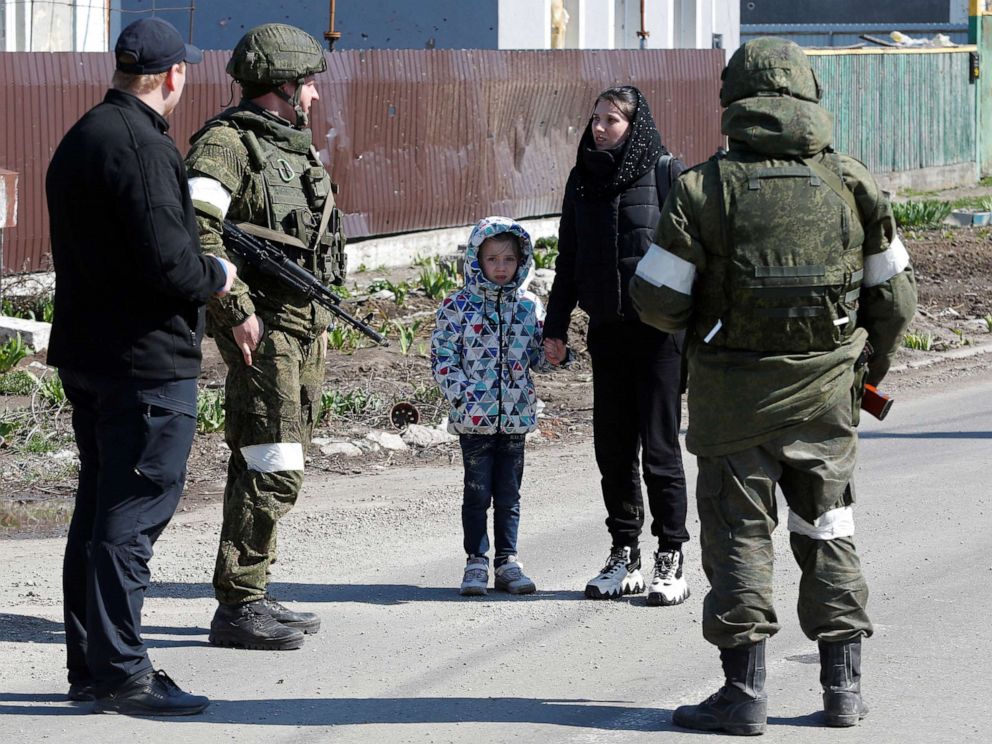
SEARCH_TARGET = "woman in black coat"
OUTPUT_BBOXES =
[543,85,690,606]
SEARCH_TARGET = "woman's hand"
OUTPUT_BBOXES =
[544,337,567,365]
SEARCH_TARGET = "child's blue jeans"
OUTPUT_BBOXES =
[459,433,525,568]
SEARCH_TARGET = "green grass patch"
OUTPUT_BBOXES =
[0,335,31,373]
[0,370,39,396]
[891,200,951,229]
[903,331,934,351]
[196,389,226,433]
[533,236,559,270]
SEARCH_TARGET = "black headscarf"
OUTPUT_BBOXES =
[573,86,666,201]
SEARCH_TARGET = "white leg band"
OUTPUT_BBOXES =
[241,443,305,472]
[787,506,855,540]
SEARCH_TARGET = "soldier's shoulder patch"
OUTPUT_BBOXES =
[186,131,250,194]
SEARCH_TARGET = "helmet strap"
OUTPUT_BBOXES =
[274,78,308,128]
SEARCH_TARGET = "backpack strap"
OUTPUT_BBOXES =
[804,156,860,223]
[654,153,675,207]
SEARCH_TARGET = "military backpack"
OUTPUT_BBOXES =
[696,151,865,352]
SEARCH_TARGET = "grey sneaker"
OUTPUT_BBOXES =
[585,546,644,599]
[460,556,489,596]
[646,548,690,606]
[494,556,536,595]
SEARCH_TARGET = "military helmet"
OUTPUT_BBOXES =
[720,37,821,108]
[227,23,326,87]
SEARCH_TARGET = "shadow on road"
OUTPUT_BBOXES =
[0,613,209,648]
[0,695,674,731]
[860,430,992,439]
[147,582,589,605]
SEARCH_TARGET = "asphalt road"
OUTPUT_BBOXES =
[1,373,989,743]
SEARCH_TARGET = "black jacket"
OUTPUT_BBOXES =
[545,149,684,340]
[46,90,224,379]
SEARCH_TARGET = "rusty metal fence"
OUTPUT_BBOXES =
[0,48,725,274]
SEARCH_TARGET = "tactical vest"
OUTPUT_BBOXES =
[223,111,347,286]
[696,152,865,353]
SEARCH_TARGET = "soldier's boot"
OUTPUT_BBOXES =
[209,601,305,651]
[673,640,768,736]
[257,595,321,634]
[820,638,869,727]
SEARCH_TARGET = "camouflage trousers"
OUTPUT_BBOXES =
[695,398,873,649]
[212,326,323,605]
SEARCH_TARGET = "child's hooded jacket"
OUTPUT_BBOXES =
[431,216,549,435]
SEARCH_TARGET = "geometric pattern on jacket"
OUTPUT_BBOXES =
[431,216,550,435]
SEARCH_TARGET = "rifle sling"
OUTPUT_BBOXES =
[312,193,336,252]
[233,222,310,252]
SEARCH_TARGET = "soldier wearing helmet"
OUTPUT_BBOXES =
[185,23,345,651]
[630,38,917,734]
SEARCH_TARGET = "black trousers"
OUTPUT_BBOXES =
[60,370,197,694]
[587,322,689,552]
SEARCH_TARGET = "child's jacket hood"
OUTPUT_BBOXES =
[463,216,535,295]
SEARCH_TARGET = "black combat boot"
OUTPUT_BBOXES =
[819,638,869,727]
[93,669,209,716]
[209,600,305,650]
[673,640,768,736]
[257,595,321,634]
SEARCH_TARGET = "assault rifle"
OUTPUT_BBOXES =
[222,221,388,346]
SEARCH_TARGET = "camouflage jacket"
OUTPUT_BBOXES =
[630,94,917,456]
[186,102,343,340]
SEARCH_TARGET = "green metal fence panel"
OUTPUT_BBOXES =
[809,49,977,175]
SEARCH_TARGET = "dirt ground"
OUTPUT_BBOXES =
[2,225,991,534]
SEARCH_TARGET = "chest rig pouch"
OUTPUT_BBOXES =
[240,129,347,286]
[700,153,865,353]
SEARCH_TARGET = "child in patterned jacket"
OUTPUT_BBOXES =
[431,216,562,596]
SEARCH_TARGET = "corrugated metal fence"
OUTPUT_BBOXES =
[808,47,978,176]
[0,46,981,274]
[0,49,725,274]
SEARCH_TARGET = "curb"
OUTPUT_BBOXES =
[890,340,992,374]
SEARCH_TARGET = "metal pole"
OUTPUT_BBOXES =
[189,0,195,43]
[637,0,650,49]
[324,0,341,50]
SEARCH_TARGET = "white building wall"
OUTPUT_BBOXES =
[76,0,109,51]
[499,0,551,49]
[1,0,108,51]
[492,0,738,53]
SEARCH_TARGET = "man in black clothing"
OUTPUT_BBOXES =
[46,17,235,716]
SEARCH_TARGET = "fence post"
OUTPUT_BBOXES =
[1,168,19,303]
[973,2,992,177]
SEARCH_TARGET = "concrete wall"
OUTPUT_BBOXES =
[119,0,500,51]
[116,0,735,53]
[741,0,951,24]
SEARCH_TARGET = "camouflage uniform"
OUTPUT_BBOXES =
[629,38,917,733]
[185,24,344,612]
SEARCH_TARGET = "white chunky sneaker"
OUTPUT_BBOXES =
[647,548,690,606]
[494,556,536,595]
[459,556,489,596]
[585,546,644,599]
